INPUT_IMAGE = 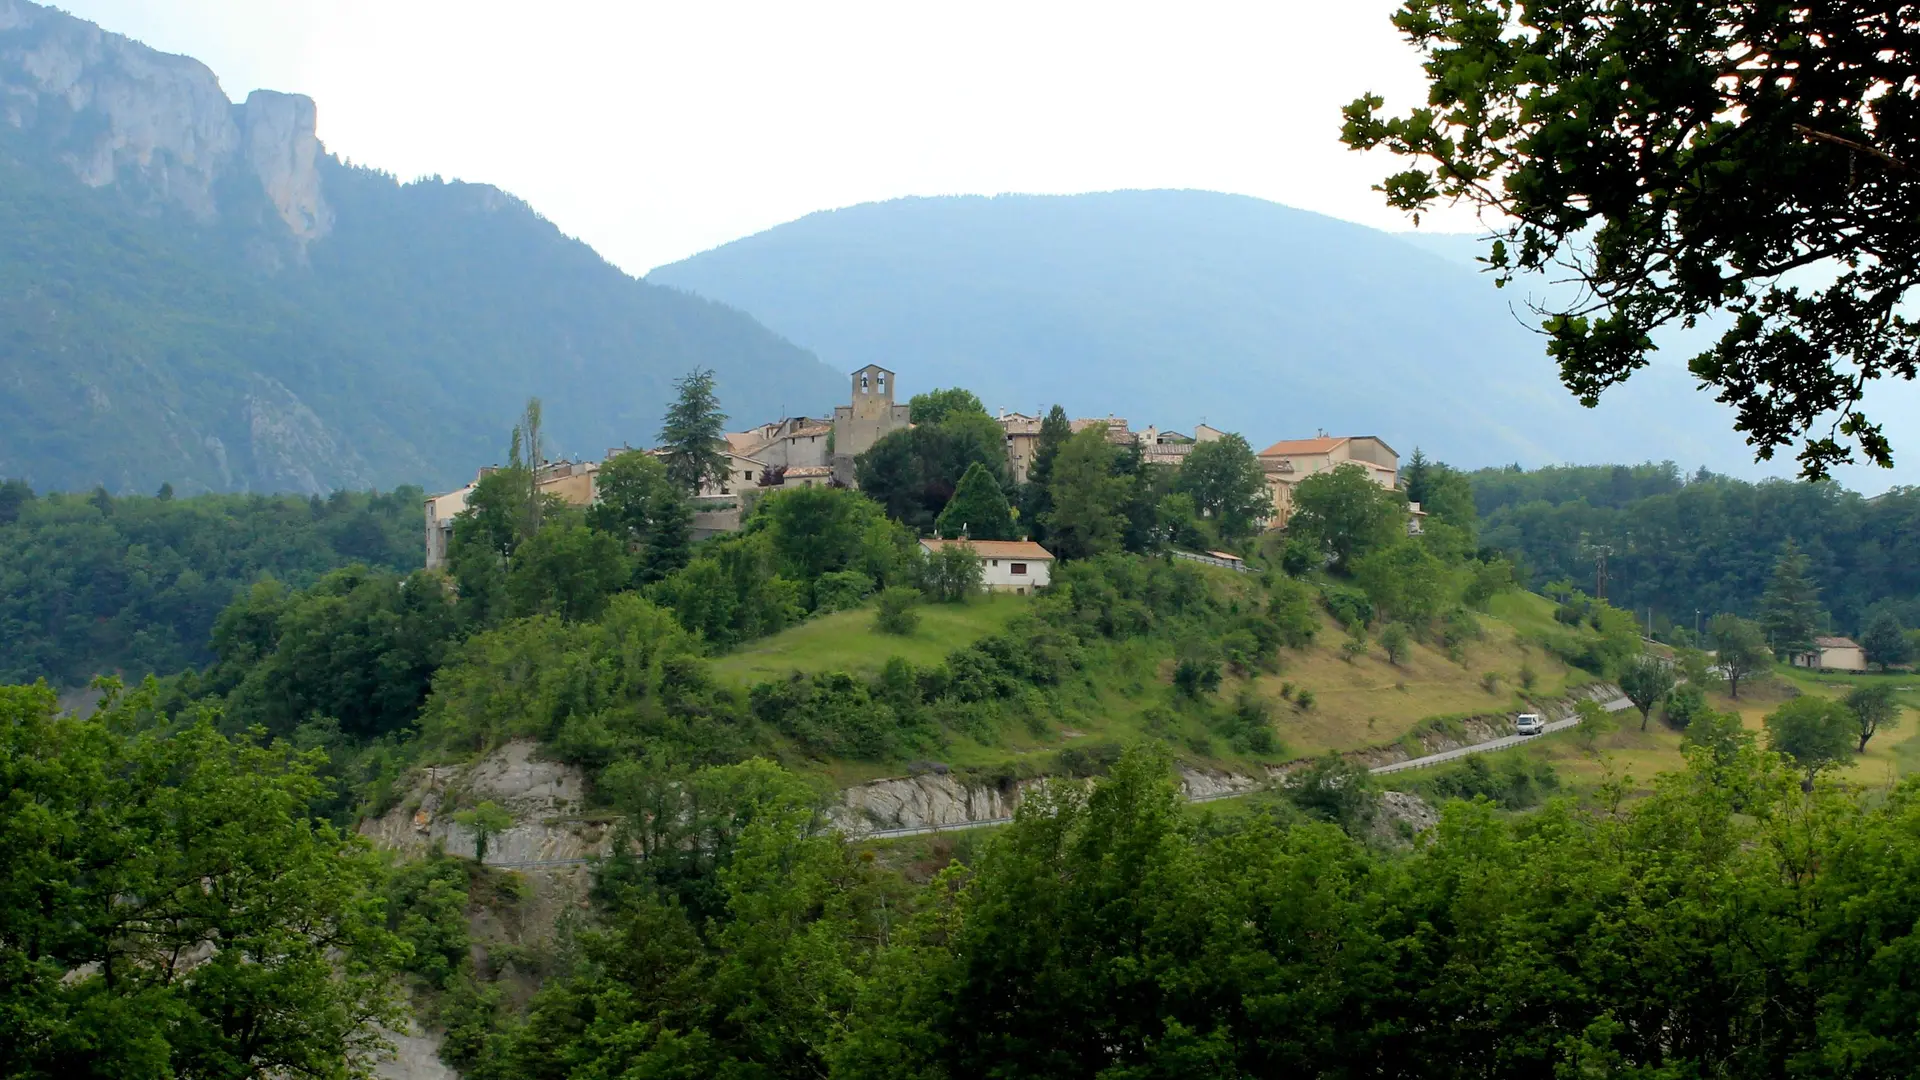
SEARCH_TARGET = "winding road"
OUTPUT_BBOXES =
[486,696,1639,859]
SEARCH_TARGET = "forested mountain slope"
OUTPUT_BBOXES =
[1473,463,1920,634]
[0,0,841,496]
[647,190,1824,477]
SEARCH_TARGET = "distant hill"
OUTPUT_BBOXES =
[0,0,841,496]
[649,190,1876,478]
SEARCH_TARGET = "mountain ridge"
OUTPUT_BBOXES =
[649,189,1891,481]
[0,0,843,496]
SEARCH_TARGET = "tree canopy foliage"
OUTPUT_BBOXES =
[0,683,402,1078]
[1473,463,1920,636]
[1287,463,1406,572]
[657,368,729,495]
[0,484,422,686]
[1344,0,1920,476]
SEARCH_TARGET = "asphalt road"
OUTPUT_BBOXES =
[857,695,1635,840]
[1370,695,1633,775]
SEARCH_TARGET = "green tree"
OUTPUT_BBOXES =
[1844,684,1902,754]
[1043,427,1129,560]
[1618,653,1676,732]
[1402,447,1432,506]
[1176,433,1270,541]
[936,461,1017,541]
[908,387,987,424]
[1663,682,1710,731]
[1286,752,1377,833]
[1710,614,1772,699]
[211,565,460,740]
[1380,621,1412,666]
[658,367,728,494]
[1353,539,1451,626]
[0,477,31,525]
[588,449,692,584]
[1572,695,1616,753]
[1019,405,1074,543]
[1287,463,1405,572]
[453,801,515,862]
[511,397,548,537]
[0,684,402,1078]
[856,422,1007,534]
[1761,542,1823,658]
[1764,696,1856,790]
[1343,2,1920,476]
[507,520,631,622]
[924,541,985,603]
[873,585,922,636]
[1861,611,1914,671]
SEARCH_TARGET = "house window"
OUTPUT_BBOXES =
[1011,563,1027,576]
[720,486,730,495]
[744,470,754,481]
[991,559,999,567]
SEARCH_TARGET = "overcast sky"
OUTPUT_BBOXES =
[54,0,1479,275]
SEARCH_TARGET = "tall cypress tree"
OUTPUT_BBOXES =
[1761,541,1822,658]
[1402,447,1432,506]
[936,462,1016,541]
[1020,405,1074,542]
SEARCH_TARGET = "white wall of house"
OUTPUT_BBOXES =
[978,554,1050,593]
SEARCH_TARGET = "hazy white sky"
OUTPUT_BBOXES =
[54,0,1477,274]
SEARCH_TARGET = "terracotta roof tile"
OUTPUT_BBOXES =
[919,538,1055,560]
[1258,436,1347,456]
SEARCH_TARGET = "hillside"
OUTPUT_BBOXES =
[647,190,1802,476]
[0,0,842,496]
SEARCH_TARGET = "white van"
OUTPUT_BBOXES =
[1515,713,1545,736]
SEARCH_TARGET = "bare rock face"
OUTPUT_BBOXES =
[241,374,370,494]
[241,89,332,240]
[0,0,331,238]
[831,763,1266,835]
[361,741,608,868]
[1178,764,1262,801]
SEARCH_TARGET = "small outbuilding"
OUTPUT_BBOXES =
[1791,635,1868,673]
[919,538,1054,595]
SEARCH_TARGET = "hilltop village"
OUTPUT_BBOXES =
[425,364,1417,570]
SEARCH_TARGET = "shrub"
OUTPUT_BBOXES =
[874,586,922,636]
[1217,689,1279,754]
[1294,688,1317,711]
[1380,622,1412,666]
[1286,752,1375,832]
[1341,626,1370,664]
[1322,585,1375,629]
[1480,671,1502,694]
[1173,655,1224,699]
[812,569,873,613]
[1518,663,1539,691]
[1408,754,1559,810]
[1663,681,1710,730]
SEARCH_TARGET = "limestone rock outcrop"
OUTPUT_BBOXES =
[0,0,331,238]
[361,741,608,868]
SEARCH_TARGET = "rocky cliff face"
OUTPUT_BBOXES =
[0,0,330,239]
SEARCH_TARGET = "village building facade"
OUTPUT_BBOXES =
[1256,434,1399,525]
[831,364,912,485]
[920,538,1055,594]
[1791,636,1869,673]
